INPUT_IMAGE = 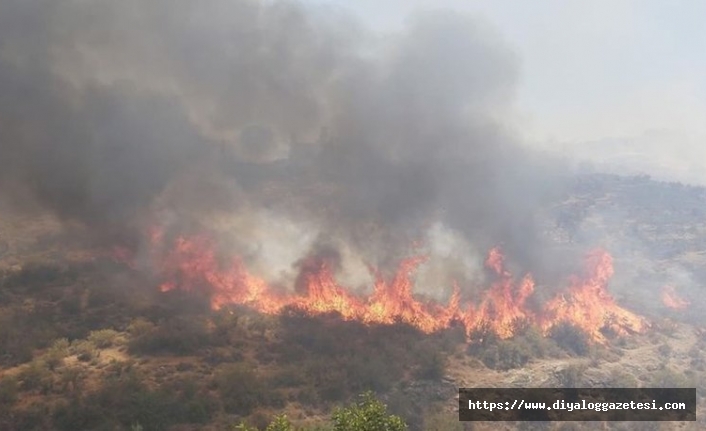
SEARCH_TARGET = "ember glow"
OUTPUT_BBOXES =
[148,233,647,343]
[661,285,690,310]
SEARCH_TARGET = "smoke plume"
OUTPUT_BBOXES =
[0,0,565,285]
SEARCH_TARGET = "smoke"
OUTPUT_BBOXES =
[0,0,565,284]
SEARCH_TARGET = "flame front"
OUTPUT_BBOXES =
[540,250,648,343]
[150,234,647,343]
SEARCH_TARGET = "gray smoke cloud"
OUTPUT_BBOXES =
[0,0,566,283]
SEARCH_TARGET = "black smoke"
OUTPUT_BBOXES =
[0,0,566,278]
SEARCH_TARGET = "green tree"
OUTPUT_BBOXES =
[233,414,295,431]
[266,414,294,431]
[332,392,407,431]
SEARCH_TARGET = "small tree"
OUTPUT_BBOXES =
[233,415,293,431]
[332,392,407,431]
[266,414,294,431]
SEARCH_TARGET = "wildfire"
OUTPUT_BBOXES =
[540,250,647,343]
[470,247,536,338]
[661,285,690,310]
[147,233,647,343]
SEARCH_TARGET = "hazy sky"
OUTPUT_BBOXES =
[306,0,706,183]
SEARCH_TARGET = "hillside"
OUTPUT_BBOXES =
[1,173,705,431]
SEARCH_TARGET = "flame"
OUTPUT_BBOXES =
[661,285,689,310]
[146,233,647,343]
[469,247,536,338]
[540,250,647,343]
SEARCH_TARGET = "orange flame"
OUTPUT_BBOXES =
[149,233,647,343]
[661,285,689,310]
[540,250,647,343]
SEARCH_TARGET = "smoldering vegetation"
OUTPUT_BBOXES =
[0,0,569,291]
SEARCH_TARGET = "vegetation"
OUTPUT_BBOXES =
[549,323,590,356]
[3,172,706,430]
[331,392,406,431]
[468,323,561,370]
[0,261,453,430]
[234,394,407,431]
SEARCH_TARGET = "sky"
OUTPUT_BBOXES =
[304,0,706,184]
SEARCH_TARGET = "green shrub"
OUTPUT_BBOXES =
[88,329,119,348]
[265,414,294,431]
[331,391,407,431]
[58,366,85,393]
[127,318,155,338]
[423,409,464,431]
[51,338,71,352]
[43,338,71,370]
[18,360,53,393]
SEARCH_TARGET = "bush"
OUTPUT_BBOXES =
[162,374,218,424]
[423,409,464,431]
[128,317,210,355]
[332,391,407,431]
[478,344,500,369]
[127,318,155,338]
[265,414,294,431]
[234,415,294,431]
[475,338,533,370]
[0,376,18,404]
[215,364,269,415]
[12,402,53,430]
[88,329,119,348]
[607,370,639,388]
[556,364,587,388]
[0,310,36,365]
[1,263,65,292]
[346,353,398,394]
[549,323,590,356]
[521,325,555,358]
[58,366,86,393]
[99,374,181,429]
[467,321,499,354]
[18,360,53,393]
[468,323,557,370]
[52,368,216,431]
[51,338,71,352]
[71,340,98,362]
[412,351,446,380]
[657,343,672,358]
[44,338,70,370]
[271,365,308,388]
[650,367,690,388]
